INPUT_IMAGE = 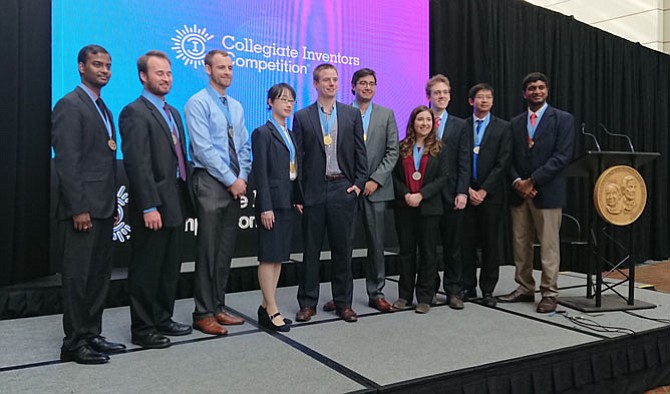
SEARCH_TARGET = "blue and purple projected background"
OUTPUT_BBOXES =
[53,0,429,158]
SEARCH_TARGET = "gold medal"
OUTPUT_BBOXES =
[528,140,534,149]
[473,146,480,154]
[290,161,296,173]
[108,139,117,151]
[364,134,367,142]
[412,171,422,181]
[593,165,647,226]
[324,135,333,145]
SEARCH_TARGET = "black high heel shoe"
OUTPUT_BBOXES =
[258,306,291,332]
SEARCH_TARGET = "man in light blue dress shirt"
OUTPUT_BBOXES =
[184,50,250,335]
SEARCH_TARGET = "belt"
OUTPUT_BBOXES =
[325,174,345,181]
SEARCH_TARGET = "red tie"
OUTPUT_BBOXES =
[164,103,187,181]
[530,113,537,127]
[435,116,441,129]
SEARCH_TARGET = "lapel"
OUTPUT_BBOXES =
[307,102,325,151]
[142,96,177,157]
[267,120,290,153]
[531,105,553,144]
[75,86,111,140]
[479,116,495,150]
[335,102,345,148]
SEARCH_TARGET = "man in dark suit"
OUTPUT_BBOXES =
[462,83,511,307]
[52,44,125,364]
[498,72,575,313]
[426,74,470,309]
[294,63,368,323]
[120,50,192,349]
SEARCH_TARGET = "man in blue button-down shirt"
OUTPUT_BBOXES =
[184,50,250,335]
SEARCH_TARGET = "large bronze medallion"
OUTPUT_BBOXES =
[593,165,646,226]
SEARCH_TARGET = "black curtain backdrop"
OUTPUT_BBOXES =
[431,0,669,265]
[1,0,669,286]
[0,0,51,286]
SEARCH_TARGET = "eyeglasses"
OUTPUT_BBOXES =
[357,81,376,87]
[278,98,295,104]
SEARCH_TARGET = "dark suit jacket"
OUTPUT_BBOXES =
[440,115,471,206]
[509,105,575,209]
[52,86,117,220]
[251,121,297,212]
[392,149,449,216]
[466,115,512,204]
[293,101,367,205]
[119,96,191,228]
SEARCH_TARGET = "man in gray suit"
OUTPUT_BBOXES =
[349,68,399,312]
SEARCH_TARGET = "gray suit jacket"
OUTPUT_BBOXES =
[360,103,399,202]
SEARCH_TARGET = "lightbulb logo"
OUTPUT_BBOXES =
[113,185,131,243]
[171,24,214,69]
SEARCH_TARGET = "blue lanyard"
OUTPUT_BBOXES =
[206,85,234,131]
[473,113,491,148]
[353,101,372,138]
[318,104,337,136]
[412,144,424,171]
[79,83,112,138]
[527,104,547,139]
[269,117,295,163]
[437,111,448,140]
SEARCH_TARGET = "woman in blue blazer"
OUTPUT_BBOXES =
[251,83,298,332]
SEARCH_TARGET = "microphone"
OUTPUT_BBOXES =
[600,123,634,152]
[581,123,601,151]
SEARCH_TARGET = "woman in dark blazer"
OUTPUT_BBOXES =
[251,83,298,332]
[392,105,448,314]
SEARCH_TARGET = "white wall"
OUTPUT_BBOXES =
[526,0,670,53]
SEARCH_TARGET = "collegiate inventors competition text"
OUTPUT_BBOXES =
[222,35,361,74]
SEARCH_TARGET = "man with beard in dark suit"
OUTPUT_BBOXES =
[120,50,192,349]
[52,44,126,364]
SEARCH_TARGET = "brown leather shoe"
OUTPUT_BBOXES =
[322,300,336,312]
[368,298,396,313]
[536,297,558,313]
[336,307,358,322]
[497,290,534,303]
[448,295,464,310]
[193,317,228,336]
[296,307,317,322]
[215,311,245,325]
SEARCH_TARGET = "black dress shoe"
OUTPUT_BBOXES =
[60,345,110,365]
[87,336,126,354]
[258,306,290,332]
[131,332,171,349]
[481,293,497,307]
[157,320,193,336]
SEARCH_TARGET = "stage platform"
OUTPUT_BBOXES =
[1,266,669,394]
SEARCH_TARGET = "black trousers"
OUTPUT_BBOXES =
[462,200,503,294]
[395,207,440,305]
[297,178,358,311]
[192,170,241,319]
[439,208,465,296]
[128,222,182,336]
[60,216,114,351]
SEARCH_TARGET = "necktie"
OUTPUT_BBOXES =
[96,97,109,123]
[220,97,240,177]
[163,103,187,181]
[435,116,441,129]
[530,112,537,127]
[473,120,483,180]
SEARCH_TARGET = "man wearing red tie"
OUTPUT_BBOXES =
[498,72,575,313]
